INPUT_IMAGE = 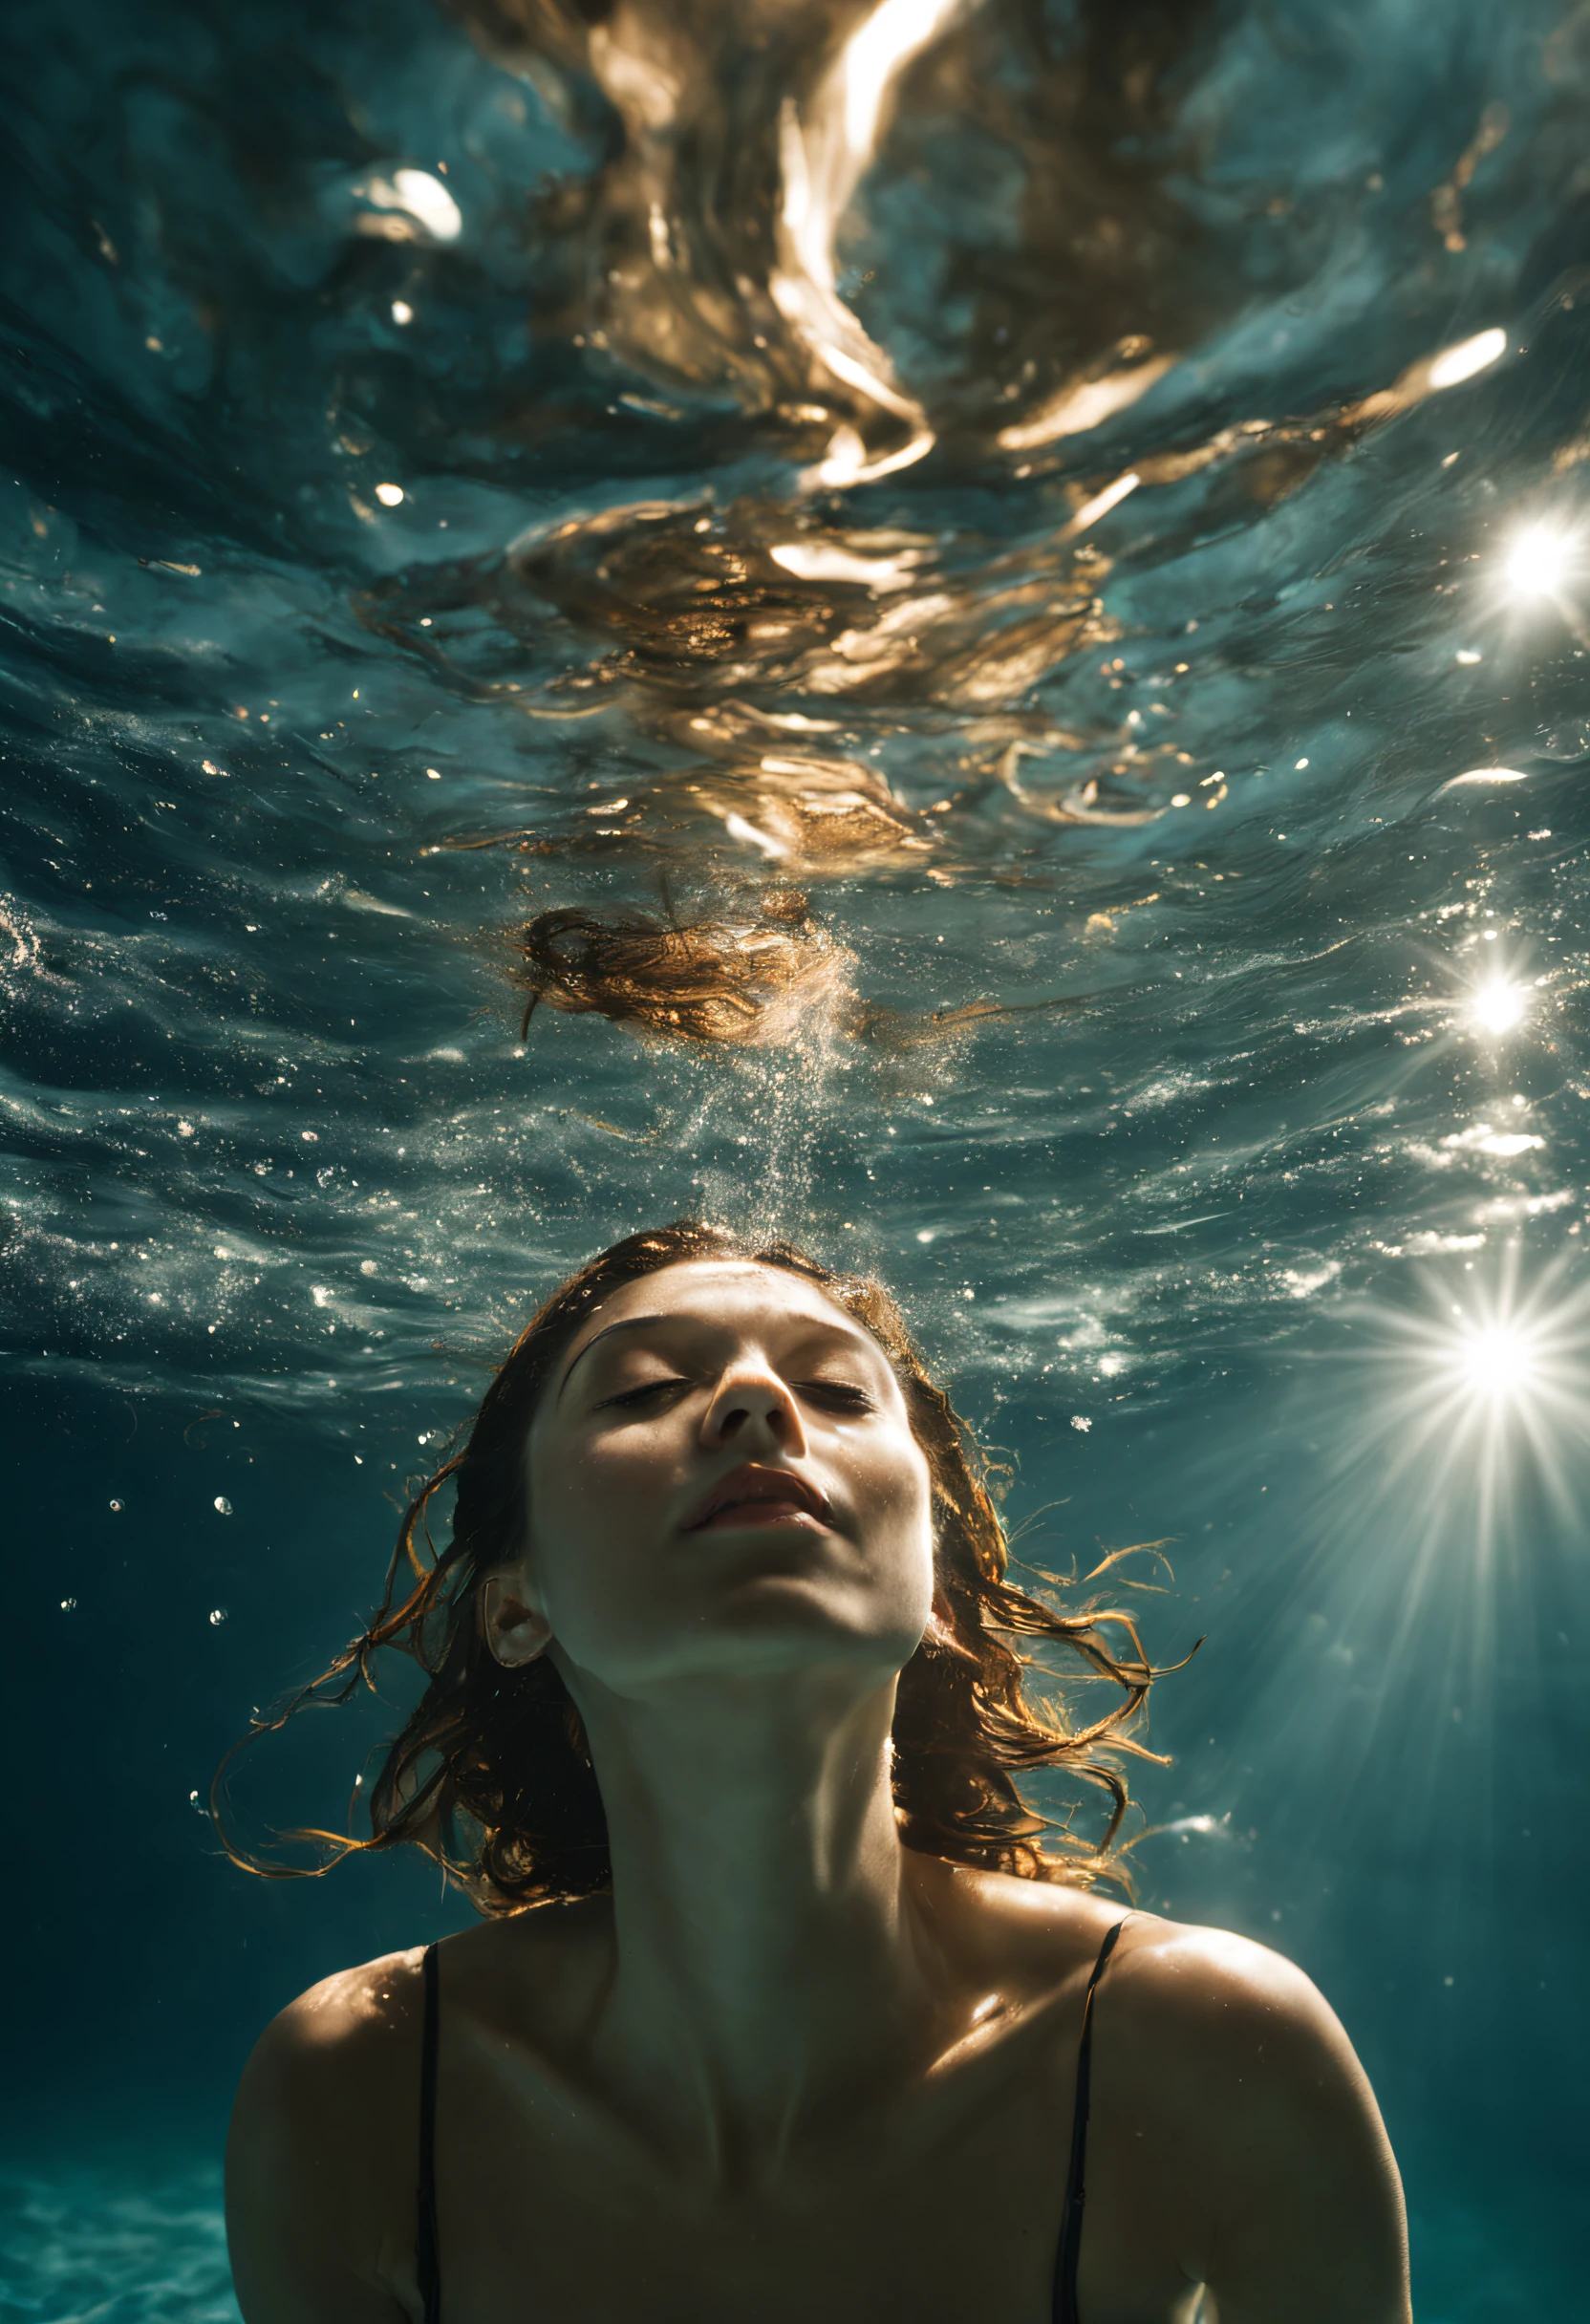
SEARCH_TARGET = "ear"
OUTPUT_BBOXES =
[480,1562,553,1669]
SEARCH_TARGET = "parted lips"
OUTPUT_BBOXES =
[681,1462,832,1532]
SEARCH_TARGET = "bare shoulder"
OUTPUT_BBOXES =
[231,1943,434,2156]
[226,1947,430,2324]
[255,1945,428,2056]
[1105,1918,1410,2316]
[1114,1912,1340,2018]
[1105,1914,1369,2096]
[919,1858,1348,2068]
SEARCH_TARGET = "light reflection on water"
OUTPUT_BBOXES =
[2,0,1588,2313]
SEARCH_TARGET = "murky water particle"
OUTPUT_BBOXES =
[177,1120,194,1137]
[376,483,404,507]
[60,1598,76,1611]
[1428,329,1507,390]
[1295,758,1309,769]
[391,301,413,325]
[213,1496,232,1516]
[208,1608,227,1625]
[1071,1416,1092,1431]
[426,767,440,780]
[302,1130,319,1142]
[109,1500,121,1512]
[367,168,461,243]
[1455,649,1482,664]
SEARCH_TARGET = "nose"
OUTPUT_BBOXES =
[699,1359,809,1457]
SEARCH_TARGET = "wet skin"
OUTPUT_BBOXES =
[226,1259,1411,2324]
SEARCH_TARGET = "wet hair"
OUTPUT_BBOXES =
[216,1220,1161,1911]
[513,888,849,1045]
[510,888,1082,1052]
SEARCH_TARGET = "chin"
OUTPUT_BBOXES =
[689,1577,922,1667]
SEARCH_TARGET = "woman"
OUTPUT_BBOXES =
[224,1221,1410,2323]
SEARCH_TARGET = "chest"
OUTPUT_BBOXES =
[395,2027,1197,2324]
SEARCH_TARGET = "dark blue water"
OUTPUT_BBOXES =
[4,0,1588,2313]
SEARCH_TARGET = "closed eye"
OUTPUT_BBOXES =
[794,1380,874,1411]
[594,1377,691,1410]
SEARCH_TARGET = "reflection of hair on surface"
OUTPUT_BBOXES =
[514,888,851,1047]
[857,993,1082,1052]
[447,744,934,877]
[678,752,928,868]
[513,889,1082,1054]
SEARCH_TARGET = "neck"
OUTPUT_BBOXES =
[566,1666,947,2163]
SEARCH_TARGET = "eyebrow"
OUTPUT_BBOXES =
[556,1315,672,1402]
[555,1309,877,1402]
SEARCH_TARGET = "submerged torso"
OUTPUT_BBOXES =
[245,1876,1218,2324]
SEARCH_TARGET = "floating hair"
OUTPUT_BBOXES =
[512,887,851,1046]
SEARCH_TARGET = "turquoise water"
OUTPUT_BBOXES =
[3,0,1587,2313]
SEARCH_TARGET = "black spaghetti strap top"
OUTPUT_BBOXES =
[415,1916,1127,2324]
[1052,1914,1128,2323]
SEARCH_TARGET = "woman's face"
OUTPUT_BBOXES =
[496,1259,935,1696]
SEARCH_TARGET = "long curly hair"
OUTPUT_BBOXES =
[214,1220,1165,1910]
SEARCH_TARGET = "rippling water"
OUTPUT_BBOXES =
[5,0,1588,2313]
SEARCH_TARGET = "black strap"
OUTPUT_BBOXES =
[417,1942,442,2324]
[1053,1917,1128,2324]
[417,1917,1119,2324]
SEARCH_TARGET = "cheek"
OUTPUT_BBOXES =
[525,1432,675,1642]
[855,1439,935,1603]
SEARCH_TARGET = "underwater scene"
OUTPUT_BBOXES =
[3,0,1588,2313]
